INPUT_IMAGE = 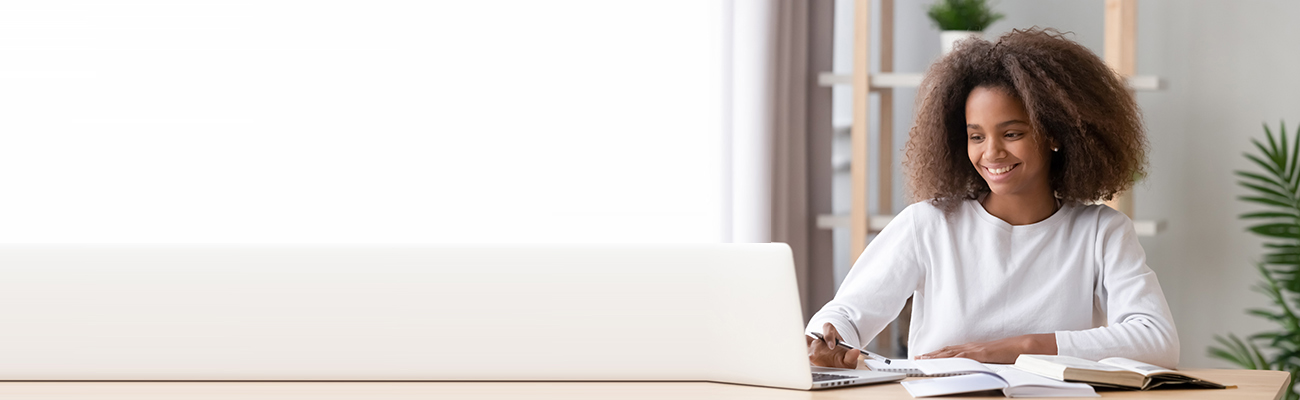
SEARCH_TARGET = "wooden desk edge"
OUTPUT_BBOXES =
[0,369,1285,399]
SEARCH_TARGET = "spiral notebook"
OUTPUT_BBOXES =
[865,359,981,377]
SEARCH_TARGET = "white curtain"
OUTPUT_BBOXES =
[723,0,775,244]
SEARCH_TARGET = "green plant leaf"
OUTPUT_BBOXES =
[925,0,1005,31]
[1288,121,1300,186]
[1214,334,1268,369]
[1281,126,1291,178]
[1265,123,1281,160]
[1266,254,1300,266]
[1242,182,1296,201]
[1250,308,1286,321]
[1221,122,1300,399]
[1210,335,1257,369]
[1242,196,1294,209]
[1267,246,1300,254]
[1250,340,1270,370]
[1237,171,1291,192]
[1247,153,1286,178]
[1232,333,1270,370]
[1208,347,1249,368]
[1242,196,1296,209]
[1244,211,1300,220]
[1255,137,1284,168]
[1292,122,1300,189]
[1273,334,1291,347]
[1209,347,1251,369]
[1253,331,1282,339]
[1265,246,1300,258]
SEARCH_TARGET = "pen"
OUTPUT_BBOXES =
[806,332,891,364]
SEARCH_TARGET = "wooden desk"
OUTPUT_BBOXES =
[0,369,1286,399]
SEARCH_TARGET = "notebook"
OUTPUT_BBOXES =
[866,359,970,377]
[900,358,1098,398]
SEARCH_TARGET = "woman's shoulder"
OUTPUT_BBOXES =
[899,197,983,219]
[898,199,950,222]
[895,198,983,230]
[1062,201,1136,233]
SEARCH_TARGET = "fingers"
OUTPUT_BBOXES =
[919,346,956,360]
[812,348,853,368]
[822,323,840,350]
[807,338,854,368]
[841,349,861,368]
[919,346,978,361]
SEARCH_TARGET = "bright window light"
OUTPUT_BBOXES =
[0,1,725,243]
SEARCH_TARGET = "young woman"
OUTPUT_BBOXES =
[805,28,1178,369]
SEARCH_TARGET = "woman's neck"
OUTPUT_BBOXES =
[981,190,1059,225]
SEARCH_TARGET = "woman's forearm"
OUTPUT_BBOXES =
[1023,333,1058,355]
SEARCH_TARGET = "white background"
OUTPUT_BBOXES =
[0,1,726,243]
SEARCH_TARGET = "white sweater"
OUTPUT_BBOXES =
[807,199,1180,368]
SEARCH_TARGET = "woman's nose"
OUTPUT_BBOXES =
[984,140,1006,159]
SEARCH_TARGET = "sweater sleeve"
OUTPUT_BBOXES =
[1054,210,1180,368]
[805,205,924,348]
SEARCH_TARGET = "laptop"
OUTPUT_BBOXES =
[0,243,902,389]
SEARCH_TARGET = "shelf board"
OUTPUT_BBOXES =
[1133,219,1165,237]
[816,213,1165,237]
[817,72,1162,91]
[817,214,895,233]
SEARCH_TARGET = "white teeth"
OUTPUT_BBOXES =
[987,165,1015,175]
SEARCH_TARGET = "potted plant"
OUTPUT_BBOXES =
[1210,121,1300,400]
[926,0,1005,55]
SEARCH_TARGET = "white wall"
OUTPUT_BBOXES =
[1133,0,1300,369]
[835,0,1300,368]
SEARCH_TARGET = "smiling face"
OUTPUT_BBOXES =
[965,86,1053,198]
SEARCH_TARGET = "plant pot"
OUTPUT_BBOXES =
[940,30,983,55]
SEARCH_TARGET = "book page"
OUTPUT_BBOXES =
[984,363,1014,372]
[998,368,1094,389]
[872,359,919,369]
[1021,355,1128,372]
[996,369,1099,397]
[900,373,1008,398]
[1099,357,1175,377]
[914,358,994,375]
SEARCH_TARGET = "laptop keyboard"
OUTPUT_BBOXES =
[811,372,856,382]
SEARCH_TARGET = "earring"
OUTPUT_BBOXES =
[1052,147,1059,152]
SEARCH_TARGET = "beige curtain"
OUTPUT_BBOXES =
[725,0,833,321]
[769,0,835,321]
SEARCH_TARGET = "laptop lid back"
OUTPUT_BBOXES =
[0,244,813,389]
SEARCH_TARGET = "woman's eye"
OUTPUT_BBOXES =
[1005,132,1023,138]
[968,134,983,141]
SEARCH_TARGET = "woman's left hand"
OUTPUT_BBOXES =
[917,333,1056,364]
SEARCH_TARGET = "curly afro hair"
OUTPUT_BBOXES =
[903,27,1147,212]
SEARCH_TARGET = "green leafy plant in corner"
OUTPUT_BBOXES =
[1210,121,1300,400]
[925,0,1004,31]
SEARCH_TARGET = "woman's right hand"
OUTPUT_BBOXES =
[806,322,860,369]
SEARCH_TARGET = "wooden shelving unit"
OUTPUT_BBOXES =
[825,0,1163,357]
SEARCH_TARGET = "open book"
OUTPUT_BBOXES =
[1013,355,1231,390]
[900,358,1098,398]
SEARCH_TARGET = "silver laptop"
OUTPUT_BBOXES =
[0,244,902,389]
